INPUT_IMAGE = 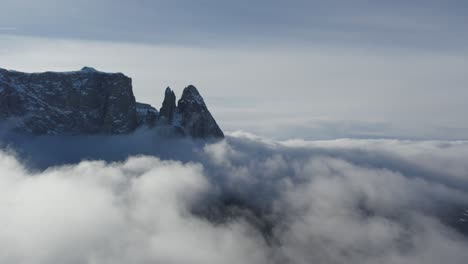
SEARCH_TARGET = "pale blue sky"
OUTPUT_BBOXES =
[1,1,467,139]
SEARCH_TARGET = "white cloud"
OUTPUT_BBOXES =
[0,153,270,264]
[0,134,468,263]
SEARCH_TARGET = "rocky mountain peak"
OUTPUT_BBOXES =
[80,66,98,73]
[177,85,224,138]
[159,87,177,124]
[0,67,224,138]
[179,85,206,108]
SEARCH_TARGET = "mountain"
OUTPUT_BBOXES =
[0,67,224,138]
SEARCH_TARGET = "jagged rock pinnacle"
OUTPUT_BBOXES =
[159,87,177,124]
[179,85,206,107]
[177,85,224,138]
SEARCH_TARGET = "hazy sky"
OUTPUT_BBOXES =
[1,0,467,139]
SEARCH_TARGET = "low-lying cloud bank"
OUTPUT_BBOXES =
[1,131,468,264]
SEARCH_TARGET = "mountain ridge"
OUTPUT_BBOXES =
[0,67,224,138]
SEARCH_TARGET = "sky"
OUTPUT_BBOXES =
[1,0,468,139]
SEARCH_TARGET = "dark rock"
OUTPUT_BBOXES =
[177,85,224,138]
[136,102,159,127]
[0,67,224,138]
[0,84,25,118]
[159,87,177,124]
[0,67,138,134]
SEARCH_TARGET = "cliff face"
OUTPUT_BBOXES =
[0,67,224,138]
[0,67,137,134]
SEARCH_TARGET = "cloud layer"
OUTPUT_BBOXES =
[1,132,468,263]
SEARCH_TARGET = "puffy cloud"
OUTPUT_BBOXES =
[0,133,468,263]
[0,153,270,264]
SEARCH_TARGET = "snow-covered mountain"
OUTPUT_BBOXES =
[0,67,224,138]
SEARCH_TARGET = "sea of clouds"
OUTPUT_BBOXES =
[1,130,468,264]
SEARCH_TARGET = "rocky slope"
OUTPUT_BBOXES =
[0,67,224,138]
